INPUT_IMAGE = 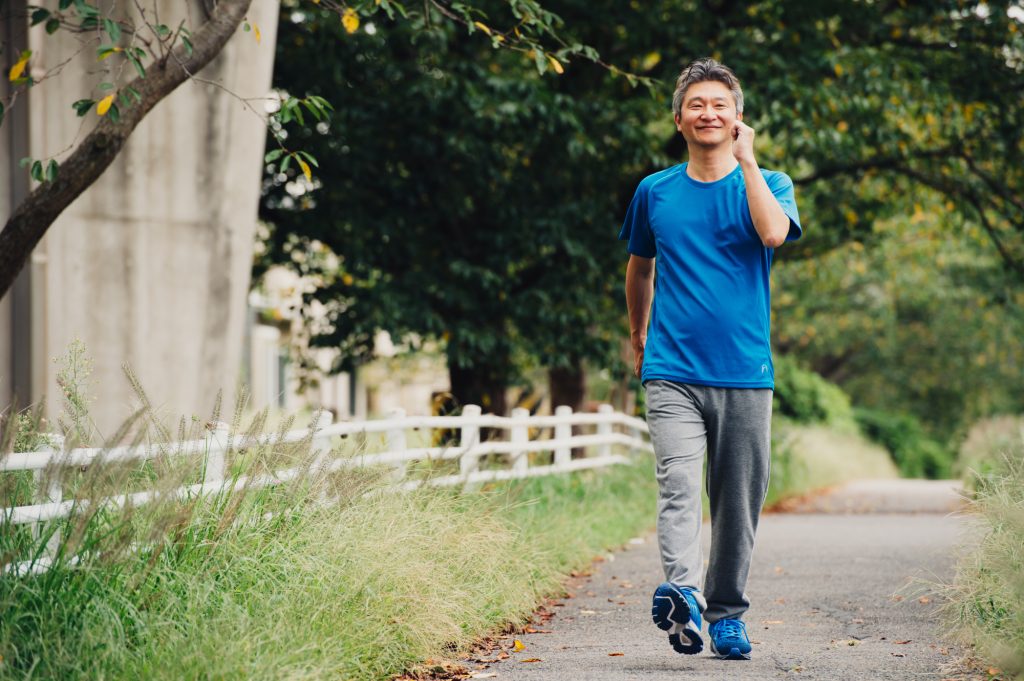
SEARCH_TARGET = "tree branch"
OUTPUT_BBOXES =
[0,0,254,299]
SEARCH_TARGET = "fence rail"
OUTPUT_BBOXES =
[2,404,651,574]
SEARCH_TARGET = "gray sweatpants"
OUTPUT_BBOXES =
[644,379,772,624]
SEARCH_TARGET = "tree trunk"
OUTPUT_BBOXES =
[448,361,509,417]
[549,360,586,459]
[0,0,253,298]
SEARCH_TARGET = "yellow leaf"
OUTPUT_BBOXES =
[97,94,115,116]
[8,54,29,81]
[341,274,354,286]
[836,120,848,133]
[512,639,525,652]
[833,62,844,77]
[547,55,564,74]
[298,158,312,182]
[473,21,492,36]
[254,23,261,44]
[342,8,359,34]
[641,51,661,70]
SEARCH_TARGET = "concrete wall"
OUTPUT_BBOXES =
[4,1,280,433]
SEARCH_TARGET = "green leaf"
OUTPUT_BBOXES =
[243,22,251,32]
[45,18,60,34]
[181,36,194,57]
[72,99,95,116]
[30,160,43,182]
[126,53,145,78]
[98,81,115,90]
[280,154,292,173]
[30,8,50,25]
[45,159,58,183]
[264,149,285,163]
[58,0,72,9]
[107,102,120,123]
[102,17,121,42]
[155,24,171,38]
[73,0,99,18]
[125,86,141,103]
[18,157,32,168]
[297,150,319,167]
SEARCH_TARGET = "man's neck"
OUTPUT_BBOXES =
[685,146,738,183]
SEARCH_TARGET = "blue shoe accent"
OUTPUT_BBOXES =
[651,582,703,654]
[708,618,752,660]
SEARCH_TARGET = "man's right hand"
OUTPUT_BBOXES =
[632,340,645,378]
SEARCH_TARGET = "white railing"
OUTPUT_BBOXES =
[1,404,651,574]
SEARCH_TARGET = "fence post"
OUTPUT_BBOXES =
[311,410,335,504]
[204,422,230,489]
[385,408,407,483]
[509,407,529,474]
[33,434,66,558]
[554,405,572,467]
[459,404,482,490]
[597,404,614,459]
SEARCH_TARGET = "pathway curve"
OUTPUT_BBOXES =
[474,479,979,681]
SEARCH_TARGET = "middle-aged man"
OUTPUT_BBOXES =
[619,57,802,660]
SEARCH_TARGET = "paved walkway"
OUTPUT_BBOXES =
[474,479,979,681]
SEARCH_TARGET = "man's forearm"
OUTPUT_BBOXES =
[625,257,655,344]
[740,159,790,248]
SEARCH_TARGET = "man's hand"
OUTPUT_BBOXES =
[732,121,756,165]
[632,337,645,378]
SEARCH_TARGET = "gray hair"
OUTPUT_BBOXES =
[671,58,744,118]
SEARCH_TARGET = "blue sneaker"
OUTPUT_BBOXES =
[651,582,703,654]
[708,618,752,660]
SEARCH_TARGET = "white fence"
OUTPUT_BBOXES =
[1,404,652,574]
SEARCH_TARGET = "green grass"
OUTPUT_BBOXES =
[941,443,1024,680]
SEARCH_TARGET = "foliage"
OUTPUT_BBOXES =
[772,353,855,428]
[854,407,954,479]
[773,189,1024,441]
[942,445,1024,680]
[259,0,662,409]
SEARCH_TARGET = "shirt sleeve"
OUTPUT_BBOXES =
[618,181,657,258]
[767,171,802,242]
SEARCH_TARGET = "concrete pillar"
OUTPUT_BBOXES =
[12,0,280,434]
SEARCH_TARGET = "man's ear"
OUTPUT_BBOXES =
[737,111,743,122]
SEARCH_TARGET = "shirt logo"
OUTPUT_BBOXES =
[761,364,768,375]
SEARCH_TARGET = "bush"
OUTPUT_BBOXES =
[853,407,954,479]
[772,354,855,428]
[956,414,1024,488]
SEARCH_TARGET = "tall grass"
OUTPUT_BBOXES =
[942,442,1024,679]
[0,346,660,680]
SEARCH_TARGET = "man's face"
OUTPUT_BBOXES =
[674,80,742,149]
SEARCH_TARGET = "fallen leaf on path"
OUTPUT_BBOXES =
[848,640,858,646]
[918,596,932,604]
[520,658,542,663]
[989,668,1002,676]
[895,640,912,645]
[851,618,865,624]
[580,609,597,615]
[891,595,905,602]
[763,620,784,625]
[774,566,785,574]
[892,653,905,657]
[469,674,497,679]
[512,640,525,652]
[524,627,551,634]
[775,598,786,604]
[608,652,625,656]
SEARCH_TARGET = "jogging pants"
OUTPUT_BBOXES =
[644,379,772,623]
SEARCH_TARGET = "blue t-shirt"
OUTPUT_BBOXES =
[619,162,802,389]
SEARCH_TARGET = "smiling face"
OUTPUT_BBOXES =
[674,80,743,149]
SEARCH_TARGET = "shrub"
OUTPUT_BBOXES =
[853,407,954,479]
[772,354,855,428]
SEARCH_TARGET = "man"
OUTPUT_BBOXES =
[619,58,801,660]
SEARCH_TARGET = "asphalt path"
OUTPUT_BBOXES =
[474,479,979,681]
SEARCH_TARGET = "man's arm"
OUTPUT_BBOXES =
[732,121,792,248]
[625,254,655,378]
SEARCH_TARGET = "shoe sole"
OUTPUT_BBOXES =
[651,583,703,655]
[710,638,751,660]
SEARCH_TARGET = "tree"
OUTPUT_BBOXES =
[260,0,1023,419]
[0,0,609,299]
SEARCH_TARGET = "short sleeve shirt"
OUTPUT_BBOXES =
[619,162,801,389]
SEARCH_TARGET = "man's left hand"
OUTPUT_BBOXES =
[732,121,756,164]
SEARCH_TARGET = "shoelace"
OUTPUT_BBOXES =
[714,619,747,641]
